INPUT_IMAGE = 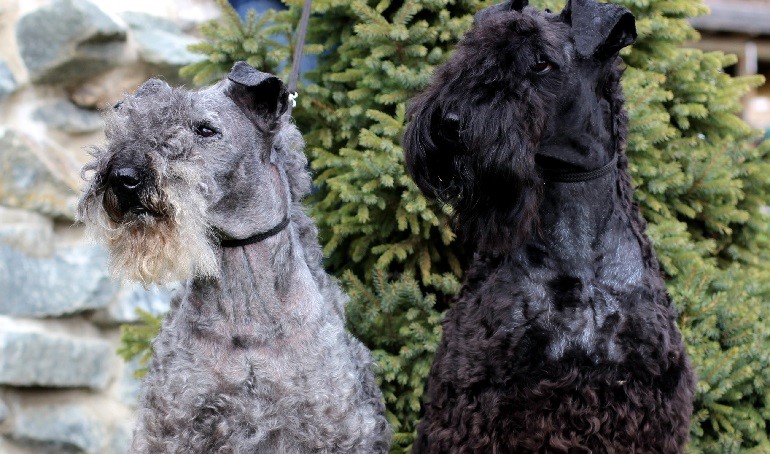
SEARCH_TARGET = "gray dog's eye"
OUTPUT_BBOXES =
[531,59,553,75]
[193,123,219,138]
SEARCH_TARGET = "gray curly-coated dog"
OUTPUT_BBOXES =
[78,61,391,453]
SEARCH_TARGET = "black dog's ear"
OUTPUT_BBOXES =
[227,61,289,128]
[403,99,466,201]
[434,111,462,151]
[562,0,636,59]
[511,0,528,11]
[475,1,520,24]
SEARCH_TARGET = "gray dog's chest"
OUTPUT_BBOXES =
[152,305,366,448]
[168,288,342,389]
[177,311,319,378]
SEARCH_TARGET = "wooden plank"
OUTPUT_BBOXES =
[690,1,770,36]
[688,36,770,61]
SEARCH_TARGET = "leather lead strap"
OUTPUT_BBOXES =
[286,0,313,116]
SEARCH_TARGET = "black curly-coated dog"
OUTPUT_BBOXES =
[403,0,695,452]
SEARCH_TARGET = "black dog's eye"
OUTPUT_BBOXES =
[194,123,219,138]
[531,59,553,75]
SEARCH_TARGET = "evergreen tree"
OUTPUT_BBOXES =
[616,2,770,450]
[295,1,770,450]
[120,0,770,451]
[119,309,164,378]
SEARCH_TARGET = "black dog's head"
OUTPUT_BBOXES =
[403,0,636,255]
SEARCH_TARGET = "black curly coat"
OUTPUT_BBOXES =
[402,0,695,452]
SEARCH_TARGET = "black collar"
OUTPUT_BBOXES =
[538,155,617,183]
[220,216,290,248]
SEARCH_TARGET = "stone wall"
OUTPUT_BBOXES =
[0,1,217,452]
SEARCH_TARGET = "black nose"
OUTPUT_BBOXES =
[109,167,144,212]
[112,168,141,190]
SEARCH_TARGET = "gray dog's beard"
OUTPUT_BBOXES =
[81,169,218,284]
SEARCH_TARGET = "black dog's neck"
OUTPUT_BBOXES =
[538,159,617,240]
[536,64,617,173]
[527,66,627,265]
[537,153,617,183]
[530,156,644,284]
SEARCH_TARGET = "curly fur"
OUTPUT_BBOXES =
[403,1,695,452]
[79,88,218,283]
[78,63,390,453]
[402,4,568,253]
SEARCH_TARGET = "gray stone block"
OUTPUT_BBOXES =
[0,243,119,317]
[0,128,79,220]
[68,66,148,109]
[10,404,107,453]
[120,12,203,68]
[0,398,7,424]
[0,206,55,257]
[94,284,172,325]
[0,329,113,389]
[133,29,202,67]
[33,101,104,135]
[0,60,17,101]
[0,437,39,454]
[120,11,182,34]
[107,420,133,454]
[16,0,127,85]
[116,357,143,408]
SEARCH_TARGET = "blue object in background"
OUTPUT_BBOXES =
[230,0,284,17]
[228,0,318,80]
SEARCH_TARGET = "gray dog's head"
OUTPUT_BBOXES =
[78,62,303,284]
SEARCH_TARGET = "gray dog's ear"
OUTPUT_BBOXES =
[113,79,171,111]
[227,61,289,128]
[134,79,172,98]
[562,0,636,60]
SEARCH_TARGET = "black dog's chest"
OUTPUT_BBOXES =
[464,247,654,367]
[518,276,634,362]
[510,202,650,361]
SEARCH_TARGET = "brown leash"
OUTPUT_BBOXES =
[286,0,313,116]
